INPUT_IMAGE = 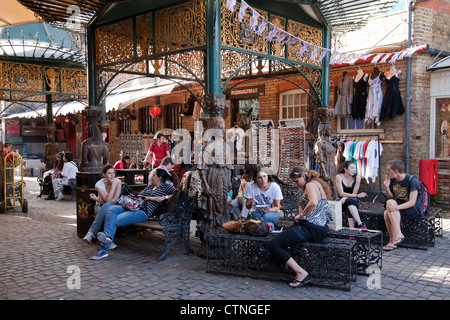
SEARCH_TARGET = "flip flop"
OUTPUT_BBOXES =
[395,237,405,246]
[382,245,397,251]
[289,276,312,288]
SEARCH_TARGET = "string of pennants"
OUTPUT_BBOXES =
[226,0,424,65]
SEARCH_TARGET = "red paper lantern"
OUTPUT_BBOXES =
[150,106,161,118]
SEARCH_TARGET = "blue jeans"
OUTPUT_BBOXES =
[250,210,280,226]
[101,205,148,250]
[89,202,115,234]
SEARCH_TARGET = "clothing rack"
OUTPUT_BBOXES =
[332,133,386,202]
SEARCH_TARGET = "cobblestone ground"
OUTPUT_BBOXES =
[1,178,449,304]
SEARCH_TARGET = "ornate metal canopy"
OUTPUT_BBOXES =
[0,22,87,117]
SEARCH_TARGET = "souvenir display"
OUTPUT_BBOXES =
[278,119,307,185]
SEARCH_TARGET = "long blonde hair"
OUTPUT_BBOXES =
[290,166,332,199]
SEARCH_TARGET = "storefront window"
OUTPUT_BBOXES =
[140,107,157,134]
[337,116,379,131]
[237,98,259,129]
[435,98,450,158]
[165,103,183,129]
[279,90,308,124]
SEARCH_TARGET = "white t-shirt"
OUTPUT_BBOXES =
[243,181,283,210]
[62,161,78,180]
[95,178,121,195]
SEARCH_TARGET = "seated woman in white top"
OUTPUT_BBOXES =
[83,164,122,244]
[243,167,283,229]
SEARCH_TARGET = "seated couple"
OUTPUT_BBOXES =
[83,164,177,260]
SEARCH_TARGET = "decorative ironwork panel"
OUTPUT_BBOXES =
[95,18,134,66]
[221,2,268,55]
[166,51,205,81]
[61,69,88,95]
[136,12,154,58]
[327,228,383,275]
[44,67,60,93]
[0,61,42,92]
[221,49,253,79]
[269,15,286,59]
[155,0,207,54]
[206,230,355,291]
[287,19,323,66]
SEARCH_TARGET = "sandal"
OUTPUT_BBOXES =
[382,245,397,251]
[395,237,405,246]
[289,276,312,288]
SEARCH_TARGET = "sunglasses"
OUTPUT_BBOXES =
[292,171,302,177]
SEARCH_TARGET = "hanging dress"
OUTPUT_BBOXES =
[351,74,368,120]
[380,75,405,121]
[365,73,383,125]
[334,73,354,116]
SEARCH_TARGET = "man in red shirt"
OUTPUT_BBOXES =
[143,134,171,169]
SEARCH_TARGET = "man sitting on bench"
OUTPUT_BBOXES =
[52,152,78,201]
[383,159,424,251]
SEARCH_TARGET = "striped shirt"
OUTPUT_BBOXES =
[139,183,177,218]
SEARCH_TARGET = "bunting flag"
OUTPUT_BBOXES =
[229,1,425,66]
[275,31,289,44]
[238,0,249,22]
[296,41,310,57]
[317,48,330,63]
[226,0,237,12]
[329,51,340,65]
[264,25,281,42]
[309,45,320,61]
[248,9,260,31]
[256,18,269,36]
[284,35,301,46]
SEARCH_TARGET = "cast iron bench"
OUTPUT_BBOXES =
[327,227,383,275]
[205,229,356,291]
[129,191,196,261]
[357,202,442,250]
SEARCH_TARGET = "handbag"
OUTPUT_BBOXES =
[119,194,144,211]
[222,220,246,233]
[244,218,269,237]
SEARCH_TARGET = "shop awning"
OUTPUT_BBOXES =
[3,100,87,118]
[105,83,176,111]
[0,0,39,27]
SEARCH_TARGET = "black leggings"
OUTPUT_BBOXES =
[268,225,312,263]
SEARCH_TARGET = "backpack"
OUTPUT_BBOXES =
[408,175,431,214]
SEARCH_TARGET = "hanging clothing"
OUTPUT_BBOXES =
[352,74,368,120]
[365,73,383,125]
[334,73,354,116]
[380,75,405,121]
[364,140,383,183]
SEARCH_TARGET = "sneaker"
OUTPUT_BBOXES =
[91,249,108,260]
[55,194,63,201]
[359,223,368,230]
[83,231,95,244]
[97,232,112,245]
[109,243,118,250]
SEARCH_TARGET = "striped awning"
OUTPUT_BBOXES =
[315,0,400,34]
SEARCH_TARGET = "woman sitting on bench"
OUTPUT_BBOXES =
[91,168,177,260]
[268,166,333,288]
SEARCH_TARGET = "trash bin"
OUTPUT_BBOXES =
[419,159,438,195]
[76,172,101,238]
